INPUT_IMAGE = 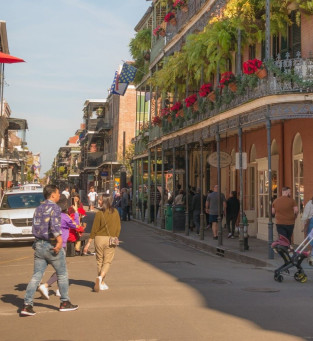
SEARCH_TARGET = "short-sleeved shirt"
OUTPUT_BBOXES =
[32,200,61,240]
[206,192,226,215]
[88,191,97,202]
[272,196,297,225]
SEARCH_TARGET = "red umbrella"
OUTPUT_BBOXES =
[0,51,25,64]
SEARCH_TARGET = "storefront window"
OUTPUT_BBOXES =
[258,170,277,218]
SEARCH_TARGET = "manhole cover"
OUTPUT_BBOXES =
[180,278,232,285]
[243,287,280,293]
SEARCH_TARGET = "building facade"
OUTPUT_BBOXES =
[132,0,313,249]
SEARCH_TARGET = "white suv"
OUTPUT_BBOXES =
[0,186,44,243]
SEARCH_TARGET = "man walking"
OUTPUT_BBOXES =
[205,185,227,240]
[21,185,78,316]
[272,186,298,242]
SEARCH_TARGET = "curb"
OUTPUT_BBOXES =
[133,219,270,268]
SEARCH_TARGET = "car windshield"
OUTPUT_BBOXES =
[0,193,45,209]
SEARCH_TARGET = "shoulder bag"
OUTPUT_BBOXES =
[102,212,120,247]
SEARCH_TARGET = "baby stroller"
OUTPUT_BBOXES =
[271,230,313,283]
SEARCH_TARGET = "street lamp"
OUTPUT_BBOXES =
[94,169,99,190]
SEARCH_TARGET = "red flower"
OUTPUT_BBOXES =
[160,107,170,117]
[164,12,175,23]
[199,83,212,97]
[170,101,182,112]
[243,59,264,75]
[153,25,164,37]
[184,94,197,107]
[219,72,236,86]
[152,116,162,126]
[173,0,187,9]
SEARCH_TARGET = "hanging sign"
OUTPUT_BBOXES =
[235,152,247,170]
[207,152,232,168]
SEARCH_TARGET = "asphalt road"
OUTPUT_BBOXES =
[1,214,313,340]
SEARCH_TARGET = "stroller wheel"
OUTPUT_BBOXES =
[300,274,308,283]
[274,274,283,282]
[294,272,305,282]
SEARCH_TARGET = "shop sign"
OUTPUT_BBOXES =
[235,152,247,170]
[207,152,232,168]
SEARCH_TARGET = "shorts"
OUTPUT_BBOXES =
[89,200,96,206]
[209,214,218,223]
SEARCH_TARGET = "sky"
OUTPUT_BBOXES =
[2,0,151,175]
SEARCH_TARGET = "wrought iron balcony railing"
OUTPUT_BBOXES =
[149,54,313,138]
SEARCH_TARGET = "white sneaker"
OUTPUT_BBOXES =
[308,256,313,266]
[38,284,49,300]
[100,282,109,291]
[227,233,232,238]
[55,289,61,297]
[94,276,102,292]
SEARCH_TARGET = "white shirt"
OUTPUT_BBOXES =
[62,190,70,199]
[88,191,97,201]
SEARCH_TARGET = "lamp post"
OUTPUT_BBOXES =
[94,169,99,191]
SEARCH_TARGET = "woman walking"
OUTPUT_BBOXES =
[83,194,121,292]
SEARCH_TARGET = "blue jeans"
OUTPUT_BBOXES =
[24,240,70,306]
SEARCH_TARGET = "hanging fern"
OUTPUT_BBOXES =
[129,28,152,60]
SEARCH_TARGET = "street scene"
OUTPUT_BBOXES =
[1,0,313,340]
[1,216,313,340]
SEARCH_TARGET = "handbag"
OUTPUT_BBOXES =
[102,212,120,247]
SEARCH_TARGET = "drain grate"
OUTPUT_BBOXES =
[243,287,280,293]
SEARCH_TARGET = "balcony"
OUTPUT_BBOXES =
[86,151,103,168]
[87,118,112,132]
[149,54,313,137]
[150,36,165,65]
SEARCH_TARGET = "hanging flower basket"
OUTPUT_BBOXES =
[181,5,188,13]
[184,94,197,108]
[164,12,176,25]
[159,30,166,37]
[207,91,216,103]
[228,82,237,92]
[255,68,268,79]
[170,17,177,26]
[199,83,212,97]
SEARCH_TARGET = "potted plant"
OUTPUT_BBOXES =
[164,12,176,26]
[219,71,237,92]
[153,25,166,37]
[184,94,198,111]
[243,58,267,79]
[173,0,188,13]
[161,107,171,123]
[198,82,215,101]
[152,116,162,127]
[170,101,183,122]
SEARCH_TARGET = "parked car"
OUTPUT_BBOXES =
[0,186,44,243]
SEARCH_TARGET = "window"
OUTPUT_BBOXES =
[258,169,278,218]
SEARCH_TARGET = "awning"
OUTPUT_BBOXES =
[0,52,25,64]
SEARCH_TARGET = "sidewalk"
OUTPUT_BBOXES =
[133,218,285,269]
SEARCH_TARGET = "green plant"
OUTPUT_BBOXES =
[129,28,151,59]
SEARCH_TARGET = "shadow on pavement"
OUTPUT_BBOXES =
[69,278,94,289]
[1,293,59,314]
[118,220,312,339]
